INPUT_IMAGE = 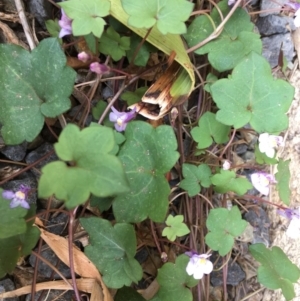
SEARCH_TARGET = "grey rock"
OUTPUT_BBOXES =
[25,142,58,178]
[0,278,19,301]
[27,0,52,29]
[0,142,27,162]
[242,151,256,163]
[68,106,93,126]
[2,178,37,207]
[262,33,295,68]
[210,253,246,286]
[260,0,286,17]
[256,15,296,36]
[29,248,72,279]
[26,290,74,301]
[46,213,68,235]
[244,207,270,246]
[102,86,113,100]
[235,144,248,155]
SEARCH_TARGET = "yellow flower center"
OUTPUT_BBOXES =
[117,118,123,126]
[15,191,25,199]
[199,258,207,265]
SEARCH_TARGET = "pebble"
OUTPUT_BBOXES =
[0,278,18,301]
[0,142,27,162]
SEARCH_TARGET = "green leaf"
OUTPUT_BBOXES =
[179,163,212,197]
[45,19,61,41]
[211,52,294,133]
[204,73,218,93]
[80,217,143,289]
[92,100,114,128]
[0,190,29,239]
[115,287,146,301]
[211,169,253,195]
[38,124,129,209]
[150,255,198,301]
[0,38,75,144]
[59,0,110,37]
[126,35,155,66]
[191,112,230,149]
[90,195,113,212]
[249,244,300,301]
[121,87,148,106]
[113,121,179,223]
[121,0,194,35]
[275,159,291,205]
[0,207,40,277]
[205,206,247,256]
[99,26,131,61]
[184,0,262,71]
[162,215,190,241]
[254,145,278,165]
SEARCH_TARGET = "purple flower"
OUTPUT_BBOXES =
[58,9,72,38]
[277,207,300,239]
[277,208,300,220]
[250,172,276,196]
[2,185,30,209]
[228,0,236,5]
[258,133,283,158]
[286,2,300,27]
[78,51,91,63]
[89,62,110,75]
[185,252,213,279]
[109,107,136,132]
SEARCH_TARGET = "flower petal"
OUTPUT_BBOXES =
[2,191,15,200]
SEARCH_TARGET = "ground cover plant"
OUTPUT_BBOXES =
[0,0,300,300]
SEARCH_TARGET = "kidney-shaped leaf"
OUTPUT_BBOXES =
[38,124,129,208]
[210,52,294,133]
[250,244,300,301]
[80,217,143,289]
[150,255,198,301]
[113,121,179,223]
[0,38,75,144]
[205,206,247,256]
[121,0,194,35]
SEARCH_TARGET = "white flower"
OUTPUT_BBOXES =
[223,160,231,170]
[251,172,276,196]
[277,207,300,239]
[258,133,283,158]
[185,252,213,279]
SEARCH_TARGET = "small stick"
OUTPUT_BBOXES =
[14,0,36,50]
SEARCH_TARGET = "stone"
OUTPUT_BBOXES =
[29,248,72,279]
[0,142,27,162]
[256,15,296,36]
[260,0,286,17]
[0,278,19,301]
[244,207,270,246]
[261,33,295,68]
[210,253,246,286]
[27,0,52,29]
[25,142,58,178]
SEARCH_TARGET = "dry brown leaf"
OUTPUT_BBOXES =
[37,224,113,301]
[138,279,159,300]
[0,20,28,49]
[0,278,97,298]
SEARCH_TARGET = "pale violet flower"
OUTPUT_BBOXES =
[228,0,236,5]
[58,9,72,38]
[77,51,91,63]
[251,172,276,196]
[286,2,300,27]
[2,185,30,209]
[90,62,110,75]
[277,208,300,239]
[223,160,231,170]
[258,133,283,158]
[185,252,213,279]
[109,107,136,132]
